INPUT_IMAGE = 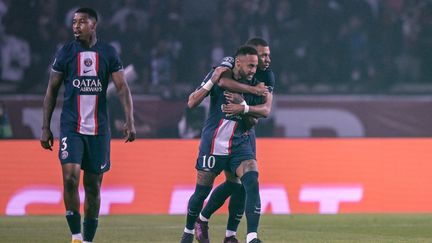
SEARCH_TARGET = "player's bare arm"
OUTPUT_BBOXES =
[187,88,208,109]
[187,66,229,108]
[242,91,273,118]
[255,91,273,117]
[40,71,63,150]
[218,72,268,96]
[112,70,136,142]
[222,91,260,130]
[223,91,270,118]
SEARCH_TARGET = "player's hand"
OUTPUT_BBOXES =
[224,91,244,104]
[222,103,245,116]
[40,128,54,151]
[124,122,136,143]
[211,66,230,83]
[252,82,269,96]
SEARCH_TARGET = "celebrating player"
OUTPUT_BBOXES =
[180,46,266,243]
[187,37,275,243]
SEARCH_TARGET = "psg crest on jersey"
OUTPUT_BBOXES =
[84,58,93,67]
[61,151,69,160]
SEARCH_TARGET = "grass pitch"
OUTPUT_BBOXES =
[1,214,432,242]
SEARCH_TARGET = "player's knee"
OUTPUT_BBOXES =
[63,175,79,191]
[241,159,258,174]
[245,159,258,170]
[197,170,217,186]
[224,171,241,183]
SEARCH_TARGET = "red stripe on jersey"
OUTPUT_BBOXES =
[76,96,81,133]
[228,122,238,155]
[94,95,99,134]
[77,53,81,75]
[210,119,224,154]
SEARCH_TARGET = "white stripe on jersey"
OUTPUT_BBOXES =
[77,95,98,135]
[211,119,237,155]
[78,51,98,76]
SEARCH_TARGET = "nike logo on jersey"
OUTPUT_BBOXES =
[100,162,108,170]
[83,69,93,73]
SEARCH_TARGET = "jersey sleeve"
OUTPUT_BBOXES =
[218,56,235,69]
[195,69,214,95]
[265,69,276,93]
[108,45,124,73]
[51,45,68,73]
[194,56,233,94]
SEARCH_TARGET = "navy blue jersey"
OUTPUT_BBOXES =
[248,67,275,138]
[218,56,275,93]
[254,67,275,93]
[217,56,276,146]
[52,40,123,135]
[198,70,262,156]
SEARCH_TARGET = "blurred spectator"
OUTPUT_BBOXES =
[150,39,175,97]
[0,25,31,92]
[178,106,207,139]
[110,0,148,33]
[107,89,153,138]
[340,15,370,83]
[0,0,8,26]
[0,101,12,138]
[0,0,431,95]
[417,3,432,83]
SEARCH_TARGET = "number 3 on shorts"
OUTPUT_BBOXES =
[61,137,68,151]
[202,155,215,168]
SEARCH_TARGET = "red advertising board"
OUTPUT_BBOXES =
[1,139,432,215]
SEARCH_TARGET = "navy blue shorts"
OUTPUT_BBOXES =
[196,138,256,175]
[229,138,256,173]
[249,130,257,154]
[196,154,229,175]
[59,131,111,174]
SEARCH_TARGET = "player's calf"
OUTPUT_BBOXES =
[185,184,212,231]
[241,171,261,243]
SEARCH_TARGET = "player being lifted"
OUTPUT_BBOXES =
[186,37,274,243]
[180,45,267,243]
[195,37,275,243]
[40,8,136,243]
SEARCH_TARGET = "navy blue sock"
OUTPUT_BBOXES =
[241,171,261,233]
[83,217,98,241]
[201,181,239,219]
[186,184,212,230]
[227,184,245,232]
[65,211,81,234]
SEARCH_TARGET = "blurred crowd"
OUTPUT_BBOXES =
[1,0,432,96]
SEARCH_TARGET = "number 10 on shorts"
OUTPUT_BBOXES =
[202,155,215,169]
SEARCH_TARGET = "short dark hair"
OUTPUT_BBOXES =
[75,8,98,21]
[245,37,269,47]
[235,45,258,57]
